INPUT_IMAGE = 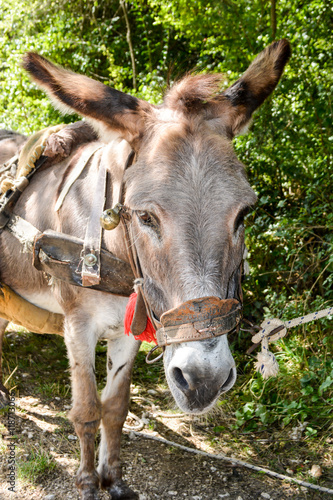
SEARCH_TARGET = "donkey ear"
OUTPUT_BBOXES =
[22,53,153,147]
[208,39,291,138]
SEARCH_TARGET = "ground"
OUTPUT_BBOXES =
[0,328,332,500]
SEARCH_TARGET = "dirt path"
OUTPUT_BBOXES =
[0,330,332,500]
[0,394,329,500]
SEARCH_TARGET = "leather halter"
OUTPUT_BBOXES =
[102,151,244,357]
[156,297,242,346]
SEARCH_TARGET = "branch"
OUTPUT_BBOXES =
[125,431,333,495]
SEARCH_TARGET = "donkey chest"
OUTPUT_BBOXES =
[19,287,129,338]
[18,290,65,315]
[77,292,129,340]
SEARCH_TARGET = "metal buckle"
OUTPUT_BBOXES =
[146,345,164,364]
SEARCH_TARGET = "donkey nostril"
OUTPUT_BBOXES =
[172,367,189,391]
[221,368,235,391]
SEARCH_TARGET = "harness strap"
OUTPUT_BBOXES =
[118,150,135,205]
[55,143,103,211]
[6,214,40,252]
[121,214,162,332]
[81,149,106,287]
[3,147,134,294]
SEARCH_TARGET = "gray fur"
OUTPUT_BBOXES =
[0,129,27,165]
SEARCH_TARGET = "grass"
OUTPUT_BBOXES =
[0,421,7,455]
[18,446,58,483]
[228,315,333,430]
[37,381,71,399]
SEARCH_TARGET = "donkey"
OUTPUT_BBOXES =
[0,129,27,165]
[0,130,28,402]
[0,40,290,499]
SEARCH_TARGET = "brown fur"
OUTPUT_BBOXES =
[22,53,154,148]
[99,360,135,489]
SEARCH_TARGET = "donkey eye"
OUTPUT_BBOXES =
[137,211,154,226]
[136,211,161,238]
[234,207,250,232]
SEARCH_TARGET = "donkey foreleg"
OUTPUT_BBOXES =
[0,319,10,408]
[98,335,140,499]
[64,317,102,500]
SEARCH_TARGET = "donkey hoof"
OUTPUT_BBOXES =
[108,479,138,500]
[0,383,10,409]
[77,471,100,500]
[80,488,100,500]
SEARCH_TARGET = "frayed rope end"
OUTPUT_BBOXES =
[254,350,279,379]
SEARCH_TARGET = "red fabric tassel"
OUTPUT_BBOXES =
[124,293,157,344]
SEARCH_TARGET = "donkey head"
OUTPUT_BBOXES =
[23,40,290,414]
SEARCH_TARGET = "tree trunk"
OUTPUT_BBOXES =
[120,0,137,91]
[271,0,277,40]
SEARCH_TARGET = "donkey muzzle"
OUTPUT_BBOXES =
[156,296,242,347]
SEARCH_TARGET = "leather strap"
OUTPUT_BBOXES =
[117,151,163,333]
[155,297,242,347]
[6,214,40,252]
[131,282,149,336]
[121,213,162,333]
[82,149,106,287]
[55,143,103,211]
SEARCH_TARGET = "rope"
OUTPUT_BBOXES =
[251,306,333,379]
[123,411,145,431]
[124,430,333,495]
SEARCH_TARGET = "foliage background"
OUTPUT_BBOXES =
[0,0,332,435]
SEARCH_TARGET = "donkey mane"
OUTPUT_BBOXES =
[164,74,224,114]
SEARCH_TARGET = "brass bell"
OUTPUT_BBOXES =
[100,203,122,230]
